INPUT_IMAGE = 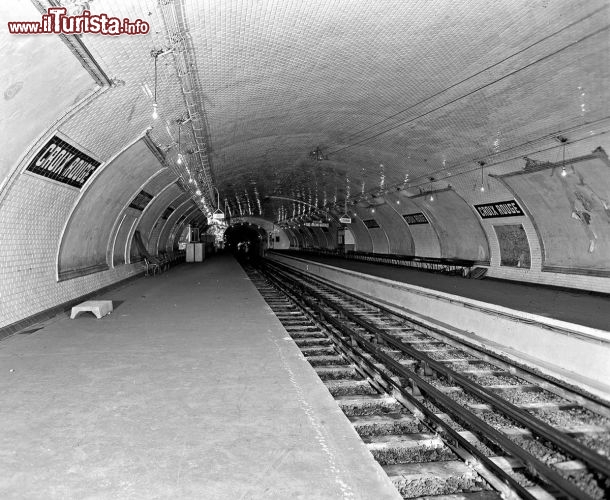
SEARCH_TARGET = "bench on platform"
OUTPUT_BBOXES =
[70,300,113,319]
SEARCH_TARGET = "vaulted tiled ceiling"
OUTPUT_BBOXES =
[5,0,610,220]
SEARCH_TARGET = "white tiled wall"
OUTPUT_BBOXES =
[0,174,142,329]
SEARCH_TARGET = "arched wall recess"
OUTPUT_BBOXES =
[148,192,189,255]
[128,180,180,263]
[411,187,490,263]
[108,168,171,268]
[168,206,200,253]
[495,147,610,277]
[309,226,326,248]
[372,195,416,255]
[284,227,299,247]
[57,134,165,281]
[354,205,390,254]
[345,212,374,252]
[111,208,140,267]
[390,191,441,257]
[120,170,178,264]
[156,199,196,254]
[298,225,316,248]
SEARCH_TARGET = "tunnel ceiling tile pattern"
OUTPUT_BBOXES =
[5,0,610,222]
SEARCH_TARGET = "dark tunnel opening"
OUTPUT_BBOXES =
[224,222,267,262]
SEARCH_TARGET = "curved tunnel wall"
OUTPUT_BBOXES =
[346,213,374,252]
[372,201,415,255]
[113,170,176,266]
[1,2,610,333]
[57,138,167,280]
[130,181,181,261]
[353,206,390,254]
[412,188,490,263]
[390,192,441,258]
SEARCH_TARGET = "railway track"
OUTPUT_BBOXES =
[244,259,610,500]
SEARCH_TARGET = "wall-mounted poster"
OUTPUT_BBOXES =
[493,224,530,268]
[496,147,610,276]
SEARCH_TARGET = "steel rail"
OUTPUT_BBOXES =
[262,261,604,500]
[272,257,610,414]
[259,265,535,500]
[269,259,610,476]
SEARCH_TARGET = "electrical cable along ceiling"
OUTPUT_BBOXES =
[21,0,610,224]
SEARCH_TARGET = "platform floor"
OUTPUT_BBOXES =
[0,256,400,500]
[284,253,609,331]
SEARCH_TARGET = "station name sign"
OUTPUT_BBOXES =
[129,190,153,211]
[403,212,428,225]
[304,221,329,228]
[26,135,101,188]
[474,200,524,219]
[161,206,175,219]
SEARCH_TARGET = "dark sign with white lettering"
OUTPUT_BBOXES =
[26,135,101,188]
[363,219,380,228]
[129,191,154,211]
[403,212,428,225]
[161,206,174,219]
[474,200,524,219]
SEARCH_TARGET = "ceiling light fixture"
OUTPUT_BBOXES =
[479,161,486,192]
[176,119,184,165]
[558,136,569,177]
[309,146,326,161]
[212,187,225,221]
[151,49,161,120]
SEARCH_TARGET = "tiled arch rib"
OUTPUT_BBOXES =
[412,188,491,263]
[127,180,181,262]
[109,169,176,267]
[57,138,166,281]
[353,206,390,254]
[146,192,189,256]
[156,200,198,255]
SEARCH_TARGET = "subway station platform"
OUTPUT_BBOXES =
[0,256,400,500]
[275,252,609,332]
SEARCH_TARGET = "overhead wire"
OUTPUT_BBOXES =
[326,23,610,157]
[332,6,608,148]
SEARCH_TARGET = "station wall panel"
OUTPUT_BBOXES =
[354,206,390,254]
[112,208,139,266]
[391,192,441,257]
[412,189,490,263]
[498,149,610,276]
[57,139,164,280]
[373,200,415,255]
[0,173,141,330]
[157,200,197,254]
[347,214,374,252]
